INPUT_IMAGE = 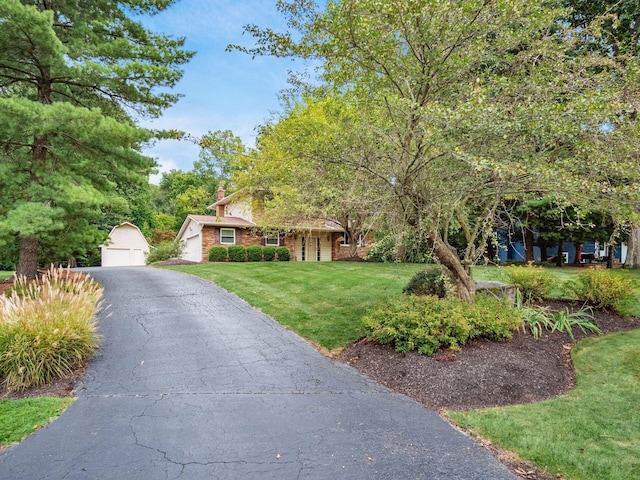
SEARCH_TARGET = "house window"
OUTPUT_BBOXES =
[265,234,279,246]
[340,233,363,247]
[220,228,235,244]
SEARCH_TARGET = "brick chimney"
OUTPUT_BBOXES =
[216,185,225,217]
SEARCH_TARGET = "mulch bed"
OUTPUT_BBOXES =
[336,300,639,479]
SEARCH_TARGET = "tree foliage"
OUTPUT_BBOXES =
[233,0,640,300]
[233,96,383,257]
[0,0,193,277]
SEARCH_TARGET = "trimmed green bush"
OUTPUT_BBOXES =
[504,263,555,303]
[263,246,276,261]
[276,247,290,261]
[208,245,228,262]
[247,245,263,262]
[228,245,247,262]
[146,239,185,264]
[0,268,102,391]
[363,295,523,355]
[403,266,455,298]
[565,268,634,312]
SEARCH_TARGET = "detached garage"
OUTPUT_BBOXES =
[101,222,149,267]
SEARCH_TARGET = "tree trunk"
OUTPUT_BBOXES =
[573,243,582,265]
[16,238,39,280]
[625,225,640,268]
[524,228,535,263]
[538,237,548,262]
[555,239,564,267]
[431,234,475,302]
[607,243,615,269]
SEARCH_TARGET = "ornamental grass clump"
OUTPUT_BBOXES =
[0,267,102,391]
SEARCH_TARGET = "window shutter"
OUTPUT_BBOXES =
[236,229,242,245]
[215,228,220,243]
[260,236,265,246]
[279,235,285,246]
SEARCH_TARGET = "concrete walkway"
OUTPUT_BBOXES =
[0,267,516,479]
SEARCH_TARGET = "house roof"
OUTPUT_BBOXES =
[100,222,149,248]
[286,219,345,232]
[176,214,256,240]
[208,190,243,209]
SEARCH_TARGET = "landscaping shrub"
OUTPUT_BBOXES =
[208,245,228,262]
[564,268,633,312]
[402,266,455,298]
[145,239,185,264]
[366,235,397,262]
[276,247,290,261]
[0,267,102,391]
[263,246,276,261]
[246,245,263,262]
[504,263,555,303]
[228,245,247,262]
[363,295,523,355]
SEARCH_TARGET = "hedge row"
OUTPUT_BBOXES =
[208,245,290,262]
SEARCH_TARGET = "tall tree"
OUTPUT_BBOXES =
[0,0,193,278]
[233,0,640,301]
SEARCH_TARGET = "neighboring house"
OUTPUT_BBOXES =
[101,222,149,267]
[176,187,372,263]
[499,230,627,265]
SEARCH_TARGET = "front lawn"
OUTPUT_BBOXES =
[165,262,424,350]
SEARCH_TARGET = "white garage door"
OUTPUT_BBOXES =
[184,235,202,262]
[102,248,132,267]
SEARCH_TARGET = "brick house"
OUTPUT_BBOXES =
[176,187,372,262]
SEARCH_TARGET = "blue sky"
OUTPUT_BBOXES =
[139,1,298,183]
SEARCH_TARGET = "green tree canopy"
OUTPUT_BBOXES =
[233,0,640,300]
[0,0,193,278]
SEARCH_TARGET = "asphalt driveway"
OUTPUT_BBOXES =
[0,267,516,479]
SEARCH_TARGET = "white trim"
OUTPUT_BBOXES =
[220,228,236,245]
[265,234,279,246]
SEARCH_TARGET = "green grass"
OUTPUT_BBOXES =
[0,271,13,282]
[0,397,74,448]
[450,329,640,480]
[165,262,424,350]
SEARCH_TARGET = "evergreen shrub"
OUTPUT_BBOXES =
[208,246,228,262]
[403,266,455,298]
[228,245,247,262]
[263,246,276,261]
[247,245,263,262]
[276,247,290,261]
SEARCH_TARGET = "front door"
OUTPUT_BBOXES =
[300,236,321,261]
